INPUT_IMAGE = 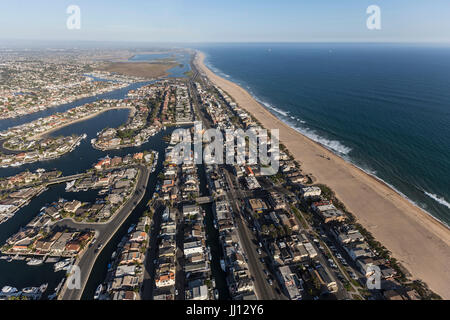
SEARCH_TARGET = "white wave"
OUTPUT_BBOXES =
[202,52,449,229]
[291,125,352,155]
[261,101,290,117]
[425,192,450,210]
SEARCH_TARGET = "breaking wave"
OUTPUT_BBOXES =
[425,192,450,210]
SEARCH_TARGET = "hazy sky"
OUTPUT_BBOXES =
[0,0,449,43]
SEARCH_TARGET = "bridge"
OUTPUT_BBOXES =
[196,196,214,204]
[46,173,91,186]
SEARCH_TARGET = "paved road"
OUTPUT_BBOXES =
[188,63,284,300]
[58,165,150,300]
[222,168,285,300]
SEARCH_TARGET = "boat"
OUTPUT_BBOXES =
[39,283,48,293]
[12,254,25,261]
[54,258,71,272]
[65,180,76,191]
[220,259,226,272]
[27,258,44,266]
[94,284,103,300]
[45,257,60,263]
[127,224,136,234]
[21,286,42,299]
[22,287,39,295]
[48,293,57,300]
[214,289,219,300]
[1,286,20,297]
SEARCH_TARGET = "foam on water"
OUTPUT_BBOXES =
[262,102,290,117]
[425,192,450,210]
[291,124,352,155]
[199,47,450,229]
[206,57,354,156]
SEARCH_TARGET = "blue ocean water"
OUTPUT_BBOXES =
[196,43,450,227]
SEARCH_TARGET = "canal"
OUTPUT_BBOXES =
[0,52,205,299]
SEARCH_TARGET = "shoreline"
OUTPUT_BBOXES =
[29,106,133,141]
[194,51,450,298]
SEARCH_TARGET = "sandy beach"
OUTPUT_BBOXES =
[195,51,450,298]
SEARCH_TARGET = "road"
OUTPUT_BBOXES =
[222,168,285,300]
[58,165,150,300]
[188,62,284,300]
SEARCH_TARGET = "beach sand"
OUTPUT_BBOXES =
[195,51,450,298]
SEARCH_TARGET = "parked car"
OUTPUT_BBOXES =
[349,272,358,280]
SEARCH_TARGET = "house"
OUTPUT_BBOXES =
[185,285,208,300]
[183,204,200,217]
[183,241,203,256]
[301,186,321,198]
[268,192,286,210]
[278,265,302,300]
[155,272,175,288]
[247,198,268,214]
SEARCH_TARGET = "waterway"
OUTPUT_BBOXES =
[0,53,228,299]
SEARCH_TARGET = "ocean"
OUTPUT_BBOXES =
[195,43,450,227]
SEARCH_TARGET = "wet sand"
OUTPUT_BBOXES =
[195,51,450,298]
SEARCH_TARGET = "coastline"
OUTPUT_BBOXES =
[194,51,450,298]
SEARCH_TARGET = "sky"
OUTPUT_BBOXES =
[0,0,449,43]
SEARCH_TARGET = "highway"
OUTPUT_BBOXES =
[58,165,150,300]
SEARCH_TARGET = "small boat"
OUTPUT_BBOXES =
[94,284,103,300]
[220,259,226,272]
[22,286,42,299]
[54,258,71,272]
[1,286,20,297]
[39,283,48,293]
[48,293,57,300]
[214,289,219,300]
[65,180,76,191]
[27,258,44,266]
[22,287,39,294]
[127,224,136,234]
